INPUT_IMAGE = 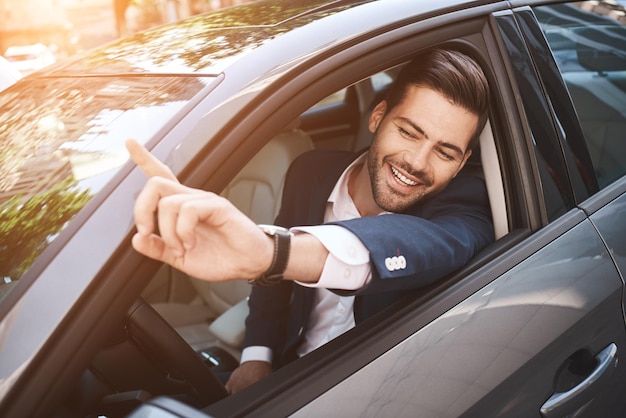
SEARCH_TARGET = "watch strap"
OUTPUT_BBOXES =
[248,225,292,286]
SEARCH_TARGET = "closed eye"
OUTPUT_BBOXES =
[395,117,425,141]
[436,147,456,161]
[398,126,416,139]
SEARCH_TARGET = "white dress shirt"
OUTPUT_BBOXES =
[240,154,378,364]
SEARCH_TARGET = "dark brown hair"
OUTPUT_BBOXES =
[384,49,490,151]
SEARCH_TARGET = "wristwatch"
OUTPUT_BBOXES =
[248,224,293,286]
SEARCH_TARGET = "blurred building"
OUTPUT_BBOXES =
[0,0,76,56]
[1,0,257,57]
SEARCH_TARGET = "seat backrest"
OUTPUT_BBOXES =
[190,120,314,314]
[221,119,314,224]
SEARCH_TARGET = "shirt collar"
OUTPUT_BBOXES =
[325,153,365,221]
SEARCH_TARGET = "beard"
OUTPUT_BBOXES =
[366,136,434,213]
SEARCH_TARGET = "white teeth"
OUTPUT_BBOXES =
[391,166,418,186]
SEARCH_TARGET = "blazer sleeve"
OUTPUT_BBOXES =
[243,281,292,353]
[330,172,494,295]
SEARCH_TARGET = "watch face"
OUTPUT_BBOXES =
[258,224,291,236]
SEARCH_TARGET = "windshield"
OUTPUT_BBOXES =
[0,75,215,296]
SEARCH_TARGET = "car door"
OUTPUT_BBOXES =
[526,0,626,296]
[254,3,626,417]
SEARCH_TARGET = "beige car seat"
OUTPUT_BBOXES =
[152,119,314,359]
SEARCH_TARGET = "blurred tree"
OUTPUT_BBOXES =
[0,178,91,281]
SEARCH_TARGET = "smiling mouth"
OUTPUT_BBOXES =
[390,166,419,186]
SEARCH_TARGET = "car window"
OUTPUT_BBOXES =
[310,70,394,111]
[370,70,394,90]
[535,1,626,189]
[310,88,347,109]
[0,76,216,301]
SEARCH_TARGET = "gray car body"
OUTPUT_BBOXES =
[0,0,624,417]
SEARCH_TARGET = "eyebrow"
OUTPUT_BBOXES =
[397,117,466,159]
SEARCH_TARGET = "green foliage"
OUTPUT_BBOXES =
[0,178,91,281]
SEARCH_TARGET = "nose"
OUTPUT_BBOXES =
[403,142,432,174]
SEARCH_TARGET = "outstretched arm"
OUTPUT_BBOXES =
[331,173,494,294]
[127,139,328,283]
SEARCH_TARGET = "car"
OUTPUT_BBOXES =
[3,43,57,76]
[0,0,625,416]
[0,56,22,91]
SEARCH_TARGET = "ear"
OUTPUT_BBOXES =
[454,149,472,177]
[368,101,387,134]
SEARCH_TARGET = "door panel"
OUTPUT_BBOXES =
[589,188,626,278]
[292,217,626,417]
[585,182,626,338]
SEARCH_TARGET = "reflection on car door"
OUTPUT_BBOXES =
[292,215,626,417]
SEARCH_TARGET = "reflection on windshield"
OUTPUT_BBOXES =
[57,0,362,75]
[0,75,214,284]
[0,179,90,283]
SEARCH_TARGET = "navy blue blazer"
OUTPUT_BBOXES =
[243,149,494,366]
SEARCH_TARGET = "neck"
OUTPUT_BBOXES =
[348,158,384,217]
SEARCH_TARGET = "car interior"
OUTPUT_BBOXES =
[138,62,509,378]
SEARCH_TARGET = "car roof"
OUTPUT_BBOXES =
[43,0,491,77]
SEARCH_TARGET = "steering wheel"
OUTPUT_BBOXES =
[69,298,228,418]
[125,298,228,405]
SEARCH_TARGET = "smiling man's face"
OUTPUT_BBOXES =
[362,85,478,214]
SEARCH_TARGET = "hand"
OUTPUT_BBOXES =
[131,176,274,282]
[126,138,178,182]
[126,138,327,284]
[225,361,272,394]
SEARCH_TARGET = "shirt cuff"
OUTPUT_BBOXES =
[240,346,273,364]
[292,225,371,290]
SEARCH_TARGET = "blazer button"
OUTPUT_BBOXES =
[385,255,407,272]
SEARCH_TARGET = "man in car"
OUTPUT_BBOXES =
[129,48,493,394]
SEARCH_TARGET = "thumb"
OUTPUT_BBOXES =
[132,232,173,265]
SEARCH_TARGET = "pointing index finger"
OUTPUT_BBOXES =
[126,138,178,182]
